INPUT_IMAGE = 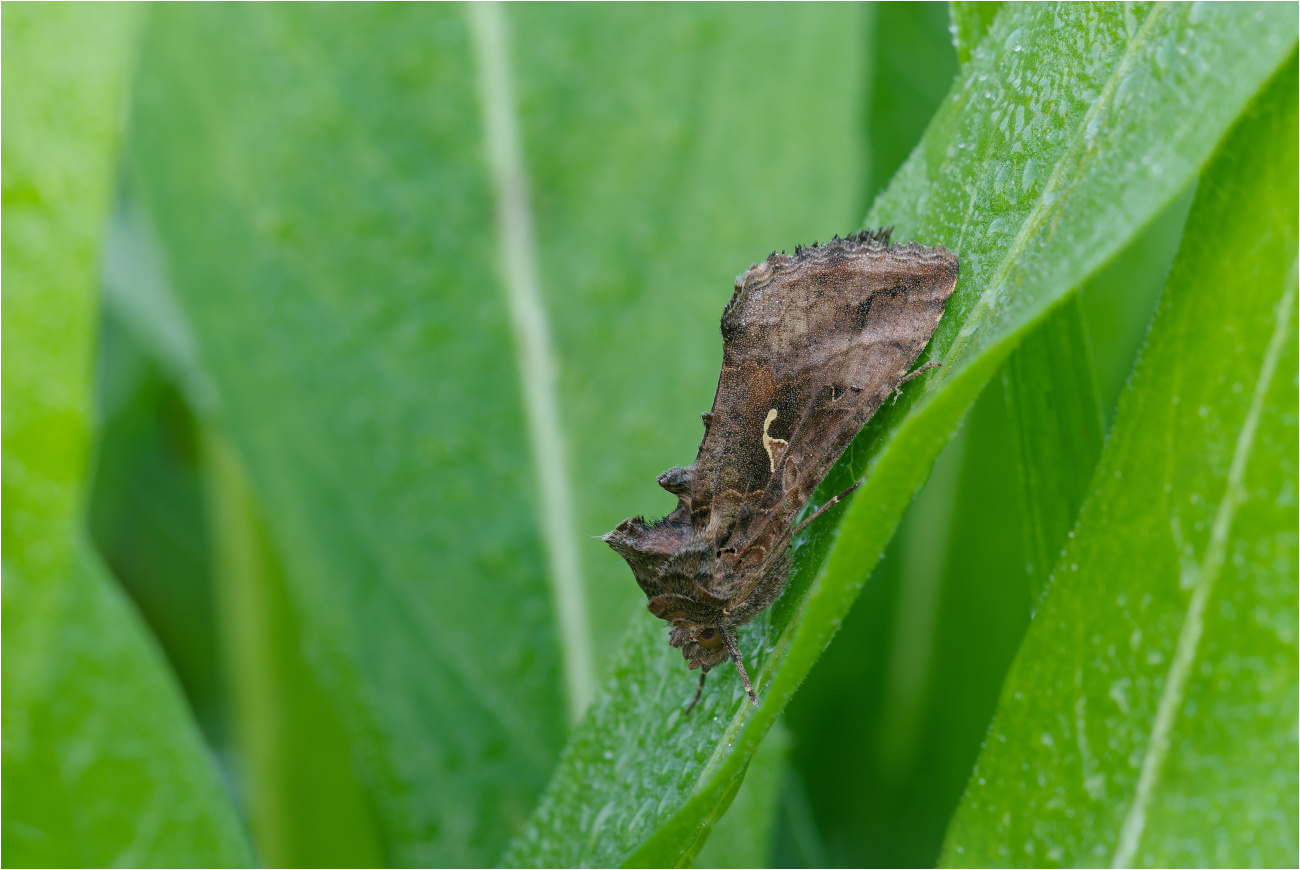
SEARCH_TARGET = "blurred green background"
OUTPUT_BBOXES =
[4,3,1295,868]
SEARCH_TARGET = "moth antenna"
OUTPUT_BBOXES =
[684,671,707,715]
[720,625,757,706]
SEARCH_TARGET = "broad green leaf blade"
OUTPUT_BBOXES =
[1,5,252,866]
[125,5,867,864]
[128,7,566,864]
[943,58,1299,868]
[508,6,1297,867]
[2,549,254,868]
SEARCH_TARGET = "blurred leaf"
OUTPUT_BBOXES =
[87,308,226,746]
[1003,295,1105,606]
[949,2,1004,66]
[125,4,867,864]
[507,5,1297,866]
[943,58,1298,868]
[694,721,790,869]
[1078,187,1195,426]
[128,8,563,864]
[204,433,386,867]
[866,2,959,199]
[770,767,832,869]
[92,183,386,868]
[1,5,251,866]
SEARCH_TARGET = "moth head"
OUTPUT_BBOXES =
[669,623,729,672]
[693,626,725,652]
[672,622,757,707]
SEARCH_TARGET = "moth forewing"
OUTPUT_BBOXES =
[606,229,959,711]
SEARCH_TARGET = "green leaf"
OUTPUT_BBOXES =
[694,721,790,869]
[206,432,387,867]
[1004,295,1105,605]
[942,58,1298,868]
[786,367,1029,868]
[781,12,998,866]
[508,5,1297,866]
[87,306,227,746]
[124,5,869,864]
[784,174,1188,864]
[867,2,959,198]
[949,2,1005,66]
[1077,187,1195,427]
[771,769,831,868]
[89,199,385,866]
[127,8,564,864]
[1,5,252,865]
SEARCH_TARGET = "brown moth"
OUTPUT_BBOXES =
[604,229,959,712]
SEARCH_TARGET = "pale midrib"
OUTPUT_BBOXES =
[1110,265,1298,868]
[942,3,1167,372]
[468,2,593,724]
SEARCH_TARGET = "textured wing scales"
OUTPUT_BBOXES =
[688,234,959,602]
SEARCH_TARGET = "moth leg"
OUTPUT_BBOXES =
[684,671,707,715]
[893,360,942,404]
[792,478,864,537]
[901,360,942,384]
[720,625,758,707]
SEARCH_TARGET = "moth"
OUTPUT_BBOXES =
[604,229,959,712]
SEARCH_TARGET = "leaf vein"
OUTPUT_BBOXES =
[468,2,594,723]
